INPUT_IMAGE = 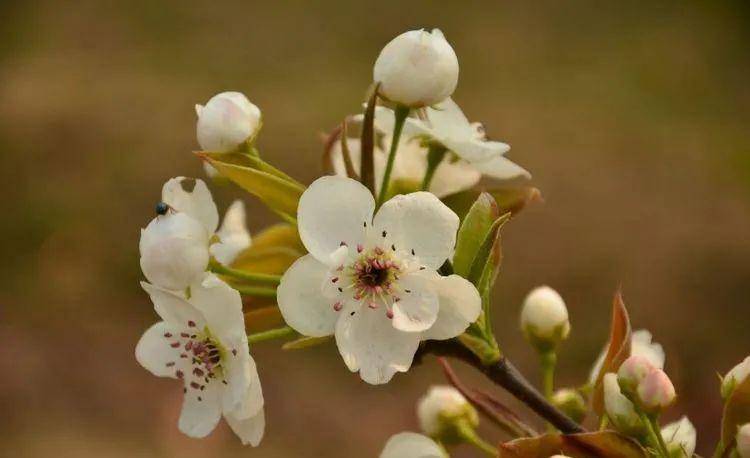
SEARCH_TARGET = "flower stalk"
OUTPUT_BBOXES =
[234,285,277,298]
[248,326,296,345]
[209,260,281,285]
[377,104,410,207]
[455,420,498,456]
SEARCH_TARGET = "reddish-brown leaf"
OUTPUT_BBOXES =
[498,431,646,458]
[592,290,633,415]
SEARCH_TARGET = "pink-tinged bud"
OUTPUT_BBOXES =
[737,423,750,458]
[637,368,676,412]
[618,355,656,393]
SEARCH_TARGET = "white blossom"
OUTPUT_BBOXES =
[135,273,264,445]
[618,355,656,392]
[380,432,446,458]
[661,416,696,458]
[722,355,750,398]
[196,91,261,152]
[373,29,458,108]
[603,373,644,436]
[277,176,481,384]
[330,133,480,198]
[417,385,474,436]
[589,329,665,385]
[520,286,570,350]
[375,98,529,182]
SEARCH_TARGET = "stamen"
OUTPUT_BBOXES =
[333,301,343,311]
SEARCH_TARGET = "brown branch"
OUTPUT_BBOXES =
[419,339,586,435]
[438,357,537,438]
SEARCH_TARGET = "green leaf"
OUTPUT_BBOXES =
[592,291,632,416]
[199,153,304,220]
[498,431,647,458]
[231,223,305,275]
[442,186,542,221]
[721,375,750,450]
[453,192,500,278]
[199,151,302,187]
[467,213,510,287]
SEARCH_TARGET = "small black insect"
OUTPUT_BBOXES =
[155,201,169,215]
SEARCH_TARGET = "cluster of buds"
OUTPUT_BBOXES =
[617,355,676,414]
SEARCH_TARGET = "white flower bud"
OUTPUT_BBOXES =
[373,29,459,107]
[139,212,210,291]
[550,388,587,423]
[722,356,750,399]
[417,385,476,437]
[637,368,676,412]
[603,373,645,436]
[661,416,696,458]
[196,91,261,152]
[520,286,570,351]
[618,355,656,393]
[737,423,750,458]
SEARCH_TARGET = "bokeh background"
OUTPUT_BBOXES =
[2,1,749,456]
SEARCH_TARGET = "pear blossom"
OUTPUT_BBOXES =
[277,176,481,384]
[618,355,656,392]
[373,29,459,108]
[417,385,476,437]
[196,91,261,153]
[637,368,676,412]
[330,133,480,198]
[139,177,251,291]
[136,273,264,445]
[737,423,750,458]
[520,286,570,350]
[590,329,665,385]
[380,432,446,458]
[722,355,750,398]
[603,373,645,436]
[375,98,530,182]
[661,416,696,458]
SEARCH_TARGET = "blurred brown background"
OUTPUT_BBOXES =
[1,1,749,456]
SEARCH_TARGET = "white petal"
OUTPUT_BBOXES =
[135,321,186,378]
[225,408,265,447]
[141,281,205,328]
[380,432,445,458]
[139,213,210,291]
[442,137,510,164]
[422,274,482,341]
[471,154,531,180]
[373,192,459,270]
[210,200,251,266]
[178,382,222,438]
[426,98,474,139]
[334,306,420,385]
[277,254,339,337]
[662,416,696,458]
[428,157,481,198]
[222,335,264,419]
[374,106,433,140]
[162,177,219,235]
[189,274,245,340]
[297,176,373,264]
[632,329,665,370]
[391,273,439,332]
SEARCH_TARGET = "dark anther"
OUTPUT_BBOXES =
[382,230,387,237]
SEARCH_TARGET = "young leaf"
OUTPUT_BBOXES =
[721,375,750,450]
[199,153,304,221]
[442,186,542,221]
[360,82,380,195]
[467,212,510,287]
[453,192,500,278]
[591,290,633,415]
[244,307,285,334]
[231,223,305,275]
[498,431,646,458]
[199,151,302,187]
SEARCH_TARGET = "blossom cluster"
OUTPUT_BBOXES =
[131,26,750,458]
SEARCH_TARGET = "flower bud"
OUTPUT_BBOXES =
[417,385,477,440]
[722,356,750,399]
[550,388,587,424]
[196,91,261,152]
[661,416,696,458]
[139,212,210,291]
[520,286,570,352]
[373,29,459,107]
[603,373,646,436]
[636,368,676,413]
[737,423,750,458]
[618,355,656,393]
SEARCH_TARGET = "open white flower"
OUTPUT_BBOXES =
[661,416,696,458]
[139,177,251,291]
[380,432,446,458]
[196,91,261,153]
[330,134,480,198]
[277,176,481,384]
[135,273,264,445]
[375,98,529,182]
[589,329,665,385]
[373,29,458,108]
